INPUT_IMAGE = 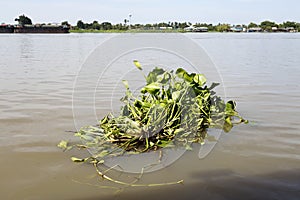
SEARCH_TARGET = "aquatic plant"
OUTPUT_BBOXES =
[58,60,247,187]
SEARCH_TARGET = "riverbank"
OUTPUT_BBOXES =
[70,29,299,33]
[70,29,184,33]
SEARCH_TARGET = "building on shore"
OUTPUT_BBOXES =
[248,27,262,32]
[14,24,70,33]
[0,23,70,33]
[271,27,297,33]
[0,24,14,33]
[158,26,173,30]
[184,25,208,32]
[229,26,245,32]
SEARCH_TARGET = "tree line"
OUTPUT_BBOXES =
[73,20,300,32]
[74,20,195,30]
[11,15,300,32]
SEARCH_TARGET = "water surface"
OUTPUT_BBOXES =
[0,33,299,200]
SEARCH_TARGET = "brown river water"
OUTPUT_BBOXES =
[0,33,299,200]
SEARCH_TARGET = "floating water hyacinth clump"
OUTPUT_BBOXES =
[58,60,247,187]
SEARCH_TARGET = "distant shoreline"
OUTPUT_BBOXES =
[4,15,300,33]
[70,29,183,33]
[70,29,299,34]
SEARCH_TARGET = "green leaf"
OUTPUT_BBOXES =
[71,157,87,163]
[133,60,142,70]
[157,140,174,148]
[98,160,105,164]
[226,100,236,111]
[174,128,185,135]
[225,101,237,116]
[160,72,171,84]
[146,67,165,84]
[223,117,233,133]
[57,140,68,149]
[193,74,207,86]
[175,68,187,78]
[183,73,194,83]
[172,91,181,101]
[122,80,129,89]
[57,140,72,151]
[141,101,152,108]
[142,82,161,95]
[149,141,155,147]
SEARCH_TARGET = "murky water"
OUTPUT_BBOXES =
[0,33,299,200]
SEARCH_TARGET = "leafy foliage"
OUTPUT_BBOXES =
[70,62,247,161]
[15,14,32,25]
[58,61,248,187]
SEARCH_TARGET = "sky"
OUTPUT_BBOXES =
[1,0,299,25]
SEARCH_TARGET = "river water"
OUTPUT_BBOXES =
[0,33,299,200]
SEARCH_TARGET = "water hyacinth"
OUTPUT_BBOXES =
[58,60,247,187]
[71,61,247,158]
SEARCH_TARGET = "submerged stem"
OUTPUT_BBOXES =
[94,162,183,187]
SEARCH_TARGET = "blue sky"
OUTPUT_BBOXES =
[1,0,299,25]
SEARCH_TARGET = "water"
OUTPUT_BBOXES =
[0,33,299,200]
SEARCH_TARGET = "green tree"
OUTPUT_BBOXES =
[133,23,143,29]
[248,22,258,28]
[216,23,230,32]
[260,20,277,31]
[113,23,126,30]
[61,21,70,26]
[158,22,168,27]
[178,22,189,29]
[92,21,100,30]
[76,20,85,29]
[282,21,297,28]
[100,22,112,30]
[144,23,153,30]
[297,23,300,31]
[174,22,179,29]
[15,14,32,25]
